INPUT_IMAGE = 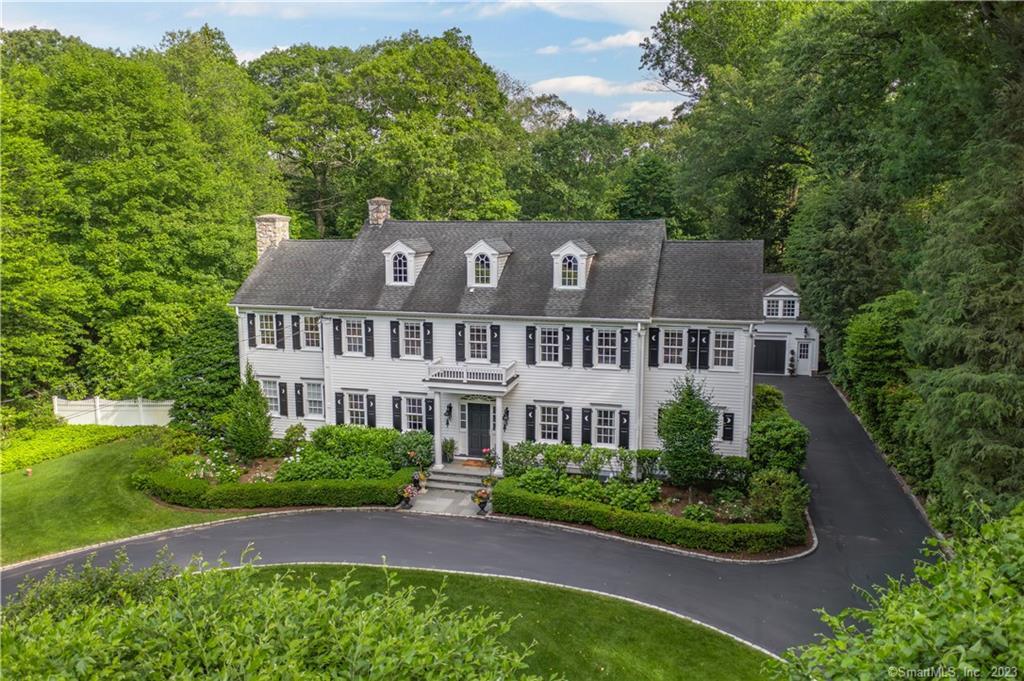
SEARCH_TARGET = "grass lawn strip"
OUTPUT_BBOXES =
[252,564,772,681]
[0,437,249,565]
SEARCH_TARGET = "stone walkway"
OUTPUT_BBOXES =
[406,488,485,516]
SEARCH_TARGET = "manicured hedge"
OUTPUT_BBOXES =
[492,479,792,553]
[1,425,149,473]
[142,468,413,509]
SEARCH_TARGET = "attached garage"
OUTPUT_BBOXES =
[754,339,787,374]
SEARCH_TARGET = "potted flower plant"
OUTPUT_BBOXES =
[482,447,496,474]
[472,487,491,515]
[399,484,417,509]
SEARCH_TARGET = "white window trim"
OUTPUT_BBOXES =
[459,403,467,431]
[257,313,277,349]
[538,326,562,365]
[764,299,780,318]
[344,319,366,356]
[594,328,620,368]
[710,329,737,371]
[347,393,367,426]
[401,321,424,360]
[304,381,325,419]
[466,323,491,363]
[550,242,591,290]
[798,341,811,360]
[661,328,687,366]
[538,405,561,443]
[593,408,618,449]
[403,396,425,431]
[259,377,280,416]
[301,316,322,351]
[782,299,798,318]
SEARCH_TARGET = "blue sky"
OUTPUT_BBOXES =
[2,1,680,121]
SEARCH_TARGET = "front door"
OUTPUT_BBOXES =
[467,403,491,458]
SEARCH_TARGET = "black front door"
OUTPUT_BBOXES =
[467,403,490,458]
[754,339,787,374]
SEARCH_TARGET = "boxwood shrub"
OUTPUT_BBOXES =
[141,468,413,509]
[748,415,810,472]
[309,425,400,460]
[492,478,792,553]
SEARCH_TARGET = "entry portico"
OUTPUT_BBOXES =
[423,358,519,475]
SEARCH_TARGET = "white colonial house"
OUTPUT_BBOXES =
[231,198,769,475]
[752,274,821,376]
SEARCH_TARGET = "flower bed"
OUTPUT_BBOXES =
[140,467,414,509]
[492,477,792,554]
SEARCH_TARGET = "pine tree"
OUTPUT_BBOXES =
[226,365,271,461]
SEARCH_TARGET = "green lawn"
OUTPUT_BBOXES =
[253,564,773,680]
[1,437,248,564]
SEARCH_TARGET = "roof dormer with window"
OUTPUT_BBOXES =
[551,240,596,290]
[383,238,433,286]
[464,238,512,288]
[763,284,800,319]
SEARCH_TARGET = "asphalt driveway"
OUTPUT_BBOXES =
[0,377,933,654]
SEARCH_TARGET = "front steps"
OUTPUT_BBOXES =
[426,465,489,494]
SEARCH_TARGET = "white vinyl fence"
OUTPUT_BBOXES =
[52,397,173,426]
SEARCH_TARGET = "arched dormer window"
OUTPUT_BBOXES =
[561,255,579,287]
[392,253,409,283]
[474,253,492,285]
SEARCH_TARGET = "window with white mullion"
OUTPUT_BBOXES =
[766,299,780,317]
[345,320,364,354]
[348,393,366,425]
[404,397,424,431]
[596,329,618,366]
[303,317,321,348]
[305,382,324,417]
[260,379,279,415]
[468,324,489,360]
[539,327,560,363]
[595,409,616,446]
[782,299,797,318]
[539,405,560,442]
[663,330,685,365]
[258,314,276,346]
[402,322,422,358]
[459,403,467,430]
[713,331,735,368]
[474,254,492,285]
[392,253,409,283]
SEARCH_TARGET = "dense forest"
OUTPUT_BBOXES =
[2,1,1021,529]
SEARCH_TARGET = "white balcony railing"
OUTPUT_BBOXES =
[425,358,518,386]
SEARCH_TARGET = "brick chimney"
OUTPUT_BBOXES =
[367,197,392,227]
[255,214,290,258]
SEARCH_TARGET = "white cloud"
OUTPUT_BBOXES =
[477,1,667,29]
[535,45,560,55]
[612,100,679,121]
[570,29,648,53]
[235,45,288,63]
[531,75,660,97]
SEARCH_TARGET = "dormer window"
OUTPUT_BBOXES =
[392,253,409,283]
[766,299,779,317]
[474,253,492,285]
[782,299,797,318]
[551,240,595,290]
[561,255,579,287]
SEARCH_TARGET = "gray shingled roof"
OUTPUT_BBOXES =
[653,241,764,321]
[763,273,799,294]
[481,238,512,254]
[233,220,766,321]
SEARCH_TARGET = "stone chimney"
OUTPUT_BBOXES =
[255,214,290,258]
[367,197,392,227]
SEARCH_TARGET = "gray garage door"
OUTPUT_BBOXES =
[754,339,787,374]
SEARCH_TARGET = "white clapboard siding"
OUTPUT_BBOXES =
[52,397,173,426]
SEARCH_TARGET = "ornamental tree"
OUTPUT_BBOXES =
[658,377,719,487]
[225,364,271,460]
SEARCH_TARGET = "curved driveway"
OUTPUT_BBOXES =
[1,377,932,654]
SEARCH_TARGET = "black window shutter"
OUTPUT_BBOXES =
[291,315,302,350]
[619,410,630,449]
[620,329,631,369]
[698,329,711,369]
[366,395,376,427]
[581,408,592,445]
[335,393,345,425]
[392,396,402,430]
[648,327,660,367]
[562,327,573,367]
[687,329,699,369]
[722,413,734,441]
[390,321,401,358]
[275,314,285,349]
[525,405,536,441]
[364,320,374,357]
[247,314,256,348]
[423,322,434,360]
[525,326,536,365]
[294,383,304,417]
[490,324,501,364]
[278,382,288,417]
[561,407,572,444]
[455,323,466,362]
[426,398,435,434]
[582,328,594,368]
[333,319,343,355]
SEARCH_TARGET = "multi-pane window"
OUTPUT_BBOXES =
[766,299,780,317]
[798,342,810,360]
[595,409,616,446]
[392,253,409,283]
[782,299,797,317]
[405,397,424,431]
[459,403,467,430]
[348,393,366,425]
[402,322,422,358]
[305,382,324,417]
[663,330,685,365]
[561,255,579,287]
[474,254,491,285]
[260,379,279,414]
[345,320,364,354]
[469,324,489,360]
[540,327,560,363]
[596,329,618,366]
[258,314,276,346]
[303,317,321,348]
[539,405,560,441]
[713,331,735,368]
